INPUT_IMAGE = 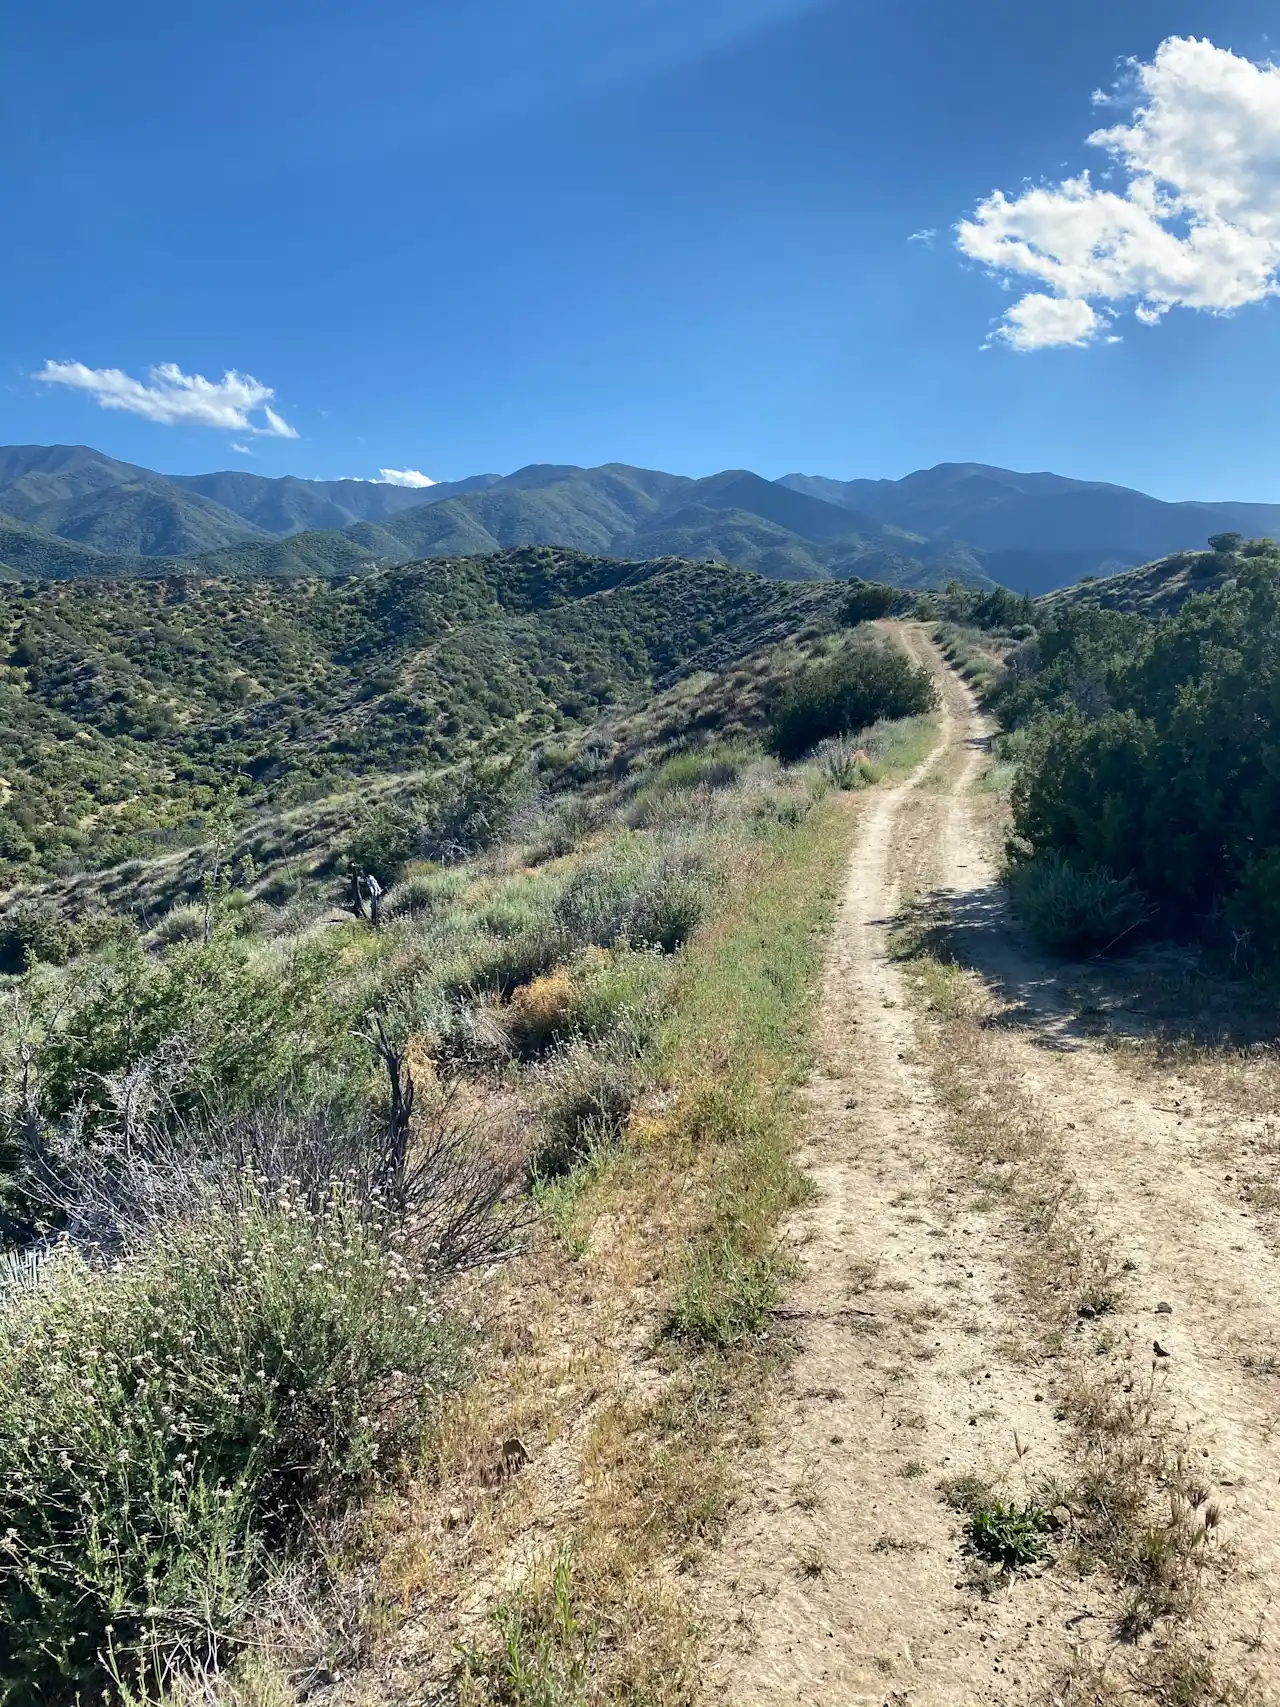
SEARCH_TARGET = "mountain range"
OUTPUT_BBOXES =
[0,443,1276,593]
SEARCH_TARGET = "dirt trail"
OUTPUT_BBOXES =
[699,631,1086,1706]
[698,626,1280,1702]
[916,638,1280,1687]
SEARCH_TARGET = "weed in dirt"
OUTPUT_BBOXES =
[872,1534,926,1555]
[939,1473,995,1513]
[966,1500,1053,1568]
[796,1545,829,1580]
[460,1549,595,1707]
[900,1460,927,1479]
[791,1455,823,1512]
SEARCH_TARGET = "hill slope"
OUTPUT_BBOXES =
[0,545,848,876]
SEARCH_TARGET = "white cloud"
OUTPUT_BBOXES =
[956,37,1280,348]
[909,228,938,246]
[993,293,1103,350]
[35,360,299,437]
[378,467,437,488]
[230,442,252,455]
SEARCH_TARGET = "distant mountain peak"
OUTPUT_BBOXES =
[1,445,1275,599]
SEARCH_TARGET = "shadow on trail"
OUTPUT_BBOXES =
[887,884,1280,1056]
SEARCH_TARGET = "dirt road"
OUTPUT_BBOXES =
[697,626,1280,1704]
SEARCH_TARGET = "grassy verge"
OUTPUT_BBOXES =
[933,622,1007,699]
[456,794,860,1705]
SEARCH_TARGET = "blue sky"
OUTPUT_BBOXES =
[3,0,1279,498]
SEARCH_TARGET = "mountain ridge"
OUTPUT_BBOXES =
[0,445,1276,594]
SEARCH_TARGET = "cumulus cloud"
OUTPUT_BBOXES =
[35,360,299,437]
[957,37,1280,348]
[378,467,437,488]
[996,293,1102,350]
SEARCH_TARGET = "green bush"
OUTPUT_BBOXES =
[1006,553,1280,958]
[386,866,469,920]
[0,904,71,974]
[1007,853,1149,956]
[0,1193,465,1701]
[554,848,709,954]
[30,933,353,1129]
[767,643,937,761]
[568,947,670,1045]
[839,581,903,625]
[814,735,876,792]
[343,804,419,888]
[966,1500,1053,1567]
[423,756,532,861]
[150,901,206,948]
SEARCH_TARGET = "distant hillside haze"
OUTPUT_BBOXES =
[0,444,1276,594]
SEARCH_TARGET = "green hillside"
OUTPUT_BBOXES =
[1045,538,1245,615]
[0,545,848,878]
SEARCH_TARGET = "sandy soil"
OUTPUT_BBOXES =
[696,626,1280,1704]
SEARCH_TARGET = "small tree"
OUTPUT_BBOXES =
[767,643,937,762]
[342,805,419,890]
[839,581,901,626]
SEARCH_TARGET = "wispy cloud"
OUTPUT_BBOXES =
[35,360,299,437]
[956,37,1280,348]
[230,442,252,455]
[908,228,938,246]
[378,467,436,488]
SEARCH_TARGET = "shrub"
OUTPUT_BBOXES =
[1005,557,1280,959]
[1007,853,1150,957]
[422,756,532,862]
[648,747,745,796]
[0,904,71,973]
[554,848,710,955]
[814,735,875,792]
[524,795,607,862]
[624,858,710,952]
[505,967,579,1056]
[151,901,206,947]
[342,804,420,888]
[0,1193,466,1701]
[533,1035,639,1178]
[839,581,902,625]
[387,866,468,920]
[32,933,353,1129]
[502,947,669,1062]
[767,642,937,761]
[566,946,669,1046]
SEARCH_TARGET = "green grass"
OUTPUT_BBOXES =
[657,798,857,1346]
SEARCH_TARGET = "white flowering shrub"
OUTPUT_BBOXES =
[0,1186,466,1701]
